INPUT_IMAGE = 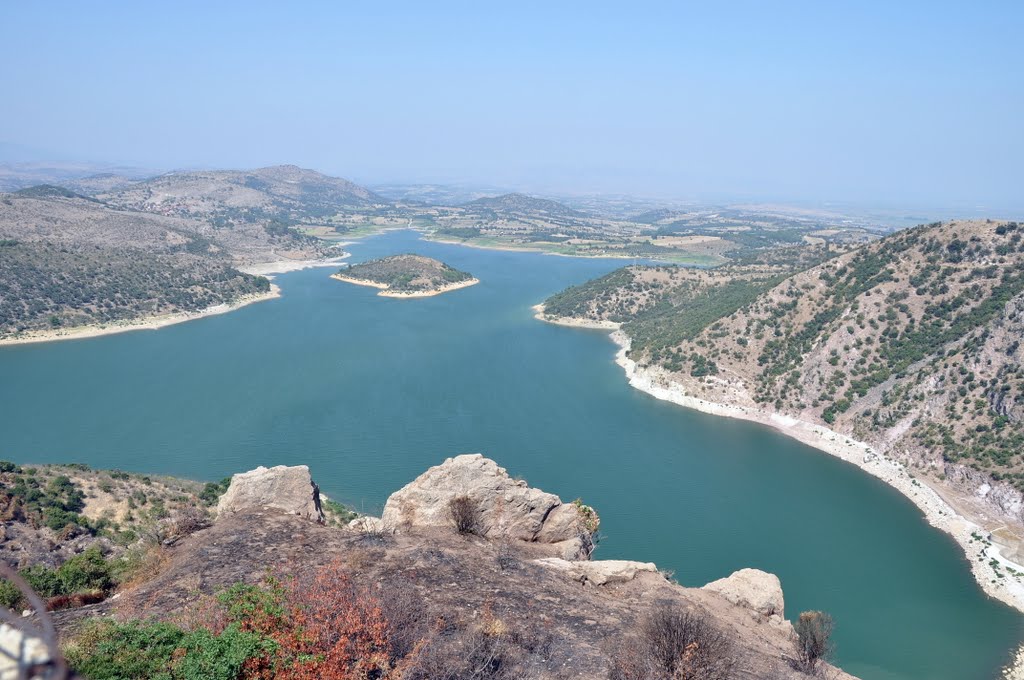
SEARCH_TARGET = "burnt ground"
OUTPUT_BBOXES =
[53,510,853,679]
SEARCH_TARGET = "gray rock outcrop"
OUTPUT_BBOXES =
[534,557,659,585]
[702,568,785,621]
[381,454,598,559]
[217,465,322,521]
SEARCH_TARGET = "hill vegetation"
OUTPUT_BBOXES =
[542,220,1024,503]
[334,254,476,296]
[0,192,278,337]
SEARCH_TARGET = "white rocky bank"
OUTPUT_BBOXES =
[606,328,1024,615]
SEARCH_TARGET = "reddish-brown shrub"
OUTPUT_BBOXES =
[274,562,397,680]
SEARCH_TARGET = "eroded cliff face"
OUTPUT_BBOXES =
[46,458,855,680]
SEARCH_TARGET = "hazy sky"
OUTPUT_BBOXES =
[2,2,1022,209]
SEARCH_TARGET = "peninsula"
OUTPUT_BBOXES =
[331,253,478,297]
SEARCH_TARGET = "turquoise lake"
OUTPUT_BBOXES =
[1,230,1021,678]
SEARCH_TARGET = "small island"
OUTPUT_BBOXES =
[330,254,479,298]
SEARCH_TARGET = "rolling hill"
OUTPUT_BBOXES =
[542,220,1024,523]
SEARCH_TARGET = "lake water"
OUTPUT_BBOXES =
[1,230,1021,679]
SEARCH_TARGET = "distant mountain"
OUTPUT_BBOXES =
[62,172,142,195]
[370,183,512,206]
[463,192,582,218]
[630,208,688,224]
[0,161,153,193]
[13,184,94,200]
[101,165,388,223]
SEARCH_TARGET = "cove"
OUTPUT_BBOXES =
[1,230,1021,679]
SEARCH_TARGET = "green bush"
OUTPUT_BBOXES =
[0,580,21,610]
[198,478,232,506]
[20,564,61,598]
[65,619,273,680]
[58,547,115,594]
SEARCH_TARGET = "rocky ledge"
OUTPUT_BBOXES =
[21,456,854,679]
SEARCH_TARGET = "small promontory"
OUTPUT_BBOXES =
[331,253,478,297]
[0,457,854,679]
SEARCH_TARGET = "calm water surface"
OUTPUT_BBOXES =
[1,231,1021,679]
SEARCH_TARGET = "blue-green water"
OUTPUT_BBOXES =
[1,231,1021,678]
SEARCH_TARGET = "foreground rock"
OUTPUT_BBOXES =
[380,454,598,559]
[55,508,855,679]
[45,457,855,679]
[216,464,322,521]
[703,568,786,624]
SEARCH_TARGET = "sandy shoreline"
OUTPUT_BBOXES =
[330,273,479,298]
[0,285,282,347]
[237,253,350,277]
[534,310,1024,616]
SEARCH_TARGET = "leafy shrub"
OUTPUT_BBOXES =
[199,478,232,506]
[0,579,21,610]
[58,546,114,594]
[66,619,272,680]
[20,564,61,598]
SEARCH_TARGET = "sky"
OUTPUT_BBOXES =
[2,1,1022,211]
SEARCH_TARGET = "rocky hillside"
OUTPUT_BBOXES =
[100,165,387,224]
[542,220,1024,523]
[0,190,285,337]
[1,457,852,679]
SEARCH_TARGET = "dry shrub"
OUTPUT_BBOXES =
[345,546,387,572]
[378,577,434,660]
[611,603,735,680]
[402,606,522,680]
[172,561,550,680]
[116,543,171,591]
[495,539,519,572]
[196,560,421,680]
[793,610,834,675]
[161,506,210,545]
[264,565,394,679]
[448,495,481,535]
[46,589,105,611]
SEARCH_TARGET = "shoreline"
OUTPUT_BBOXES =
[237,252,351,277]
[0,254,348,348]
[0,284,281,347]
[534,310,1024,616]
[428,235,716,265]
[330,273,479,298]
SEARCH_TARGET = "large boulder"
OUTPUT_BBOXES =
[381,454,598,558]
[217,465,322,521]
[702,568,785,620]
